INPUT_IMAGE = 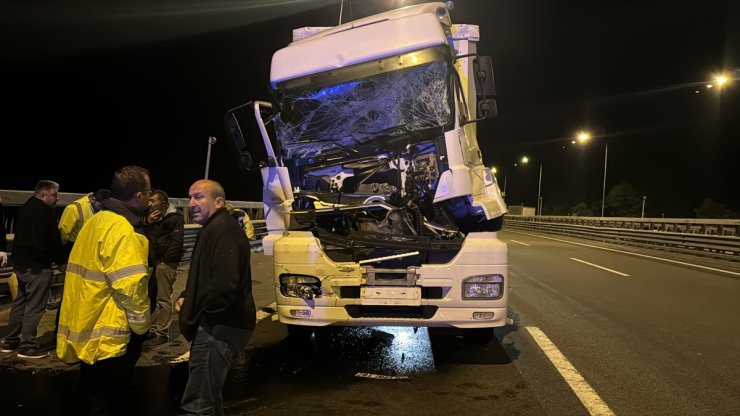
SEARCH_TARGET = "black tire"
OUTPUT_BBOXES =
[462,328,495,343]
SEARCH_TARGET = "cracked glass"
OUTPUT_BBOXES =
[275,60,451,160]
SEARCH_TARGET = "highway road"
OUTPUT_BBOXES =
[498,229,740,416]
[0,230,738,415]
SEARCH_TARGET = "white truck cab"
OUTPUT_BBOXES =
[226,2,508,341]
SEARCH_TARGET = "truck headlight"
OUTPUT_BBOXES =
[280,274,322,299]
[462,274,504,299]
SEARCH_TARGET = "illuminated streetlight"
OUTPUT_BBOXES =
[513,156,542,215]
[713,73,729,88]
[577,130,608,217]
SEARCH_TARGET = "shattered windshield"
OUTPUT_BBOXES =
[275,59,452,160]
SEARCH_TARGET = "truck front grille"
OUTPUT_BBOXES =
[344,305,438,319]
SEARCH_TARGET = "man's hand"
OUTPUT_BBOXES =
[146,209,163,224]
[175,297,185,313]
[0,251,7,267]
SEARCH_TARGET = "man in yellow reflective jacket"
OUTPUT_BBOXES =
[57,166,152,415]
[225,203,255,240]
[58,189,110,247]
[54,188,111,336]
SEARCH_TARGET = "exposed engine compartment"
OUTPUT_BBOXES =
[286,139,500,266]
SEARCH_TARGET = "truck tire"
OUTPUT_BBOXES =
[462,328,494,343]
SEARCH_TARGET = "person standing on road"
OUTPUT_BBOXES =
[143,189,184,347]
[54,188,111,336]
[0,180,64,359]
[176,179,255,416]
[225,203,256,240]
[56,166,152,416]
[0,192,8,268]
[58,189,111,252]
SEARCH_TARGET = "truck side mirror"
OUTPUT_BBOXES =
[224,110,254,170]
[473,56,498,118]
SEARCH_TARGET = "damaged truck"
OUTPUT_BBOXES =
[226,1,508,342]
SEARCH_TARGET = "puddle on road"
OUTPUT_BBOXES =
[228,325,438,387]
[0,325,468,415]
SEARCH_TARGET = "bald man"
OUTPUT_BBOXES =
[176,179,255,415]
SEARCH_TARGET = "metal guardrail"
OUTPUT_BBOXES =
[504,217,740,268]
[181,220,267,264]
[505,215,740,237]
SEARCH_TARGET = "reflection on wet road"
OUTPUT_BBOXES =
[1,318,539,416]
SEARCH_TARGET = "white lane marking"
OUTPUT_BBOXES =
[169,302,278,364]
[570,257,630,277]
[526,326,615,416]
[508,230,740,277]
[509,239,531,246]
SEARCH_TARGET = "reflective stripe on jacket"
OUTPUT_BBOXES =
[56,210,151,364]
[58,194,94,245]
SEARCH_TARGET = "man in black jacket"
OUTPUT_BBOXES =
[143,189,184,346]
[0,192,8,268]
[176,179,255,416]
[1,180,64,359]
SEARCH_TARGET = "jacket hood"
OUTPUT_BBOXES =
[101,198,146,234]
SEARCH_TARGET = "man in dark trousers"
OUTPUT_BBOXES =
[0,180,64,359]
[57,166,153,415]
[176,179,255,416]
[143,189,184,346]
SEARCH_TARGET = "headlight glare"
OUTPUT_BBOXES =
[463,274,504,299]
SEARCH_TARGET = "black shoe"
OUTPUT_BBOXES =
[16,347,50,359]
[143,334,169,347]
[0,340,20,353]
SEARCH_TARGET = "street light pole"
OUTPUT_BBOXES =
[537,163,543,216]
[601,143,608,217]
[205,136,217,179]
[641,195,647,218]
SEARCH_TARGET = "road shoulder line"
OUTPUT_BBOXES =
[526,326,614,416]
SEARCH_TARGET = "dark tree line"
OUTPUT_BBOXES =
[540,182,738,219]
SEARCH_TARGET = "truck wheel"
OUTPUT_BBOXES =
[462,328,494,343]
[286,324,315,342]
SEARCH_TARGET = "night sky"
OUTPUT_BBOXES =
[2,0,738,218]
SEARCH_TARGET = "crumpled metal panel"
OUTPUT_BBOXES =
[275,61,450,160]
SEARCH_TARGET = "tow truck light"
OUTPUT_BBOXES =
[462,274,504,299]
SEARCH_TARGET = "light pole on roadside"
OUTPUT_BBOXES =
[205,136,217,179]
[491,166,508,198]
[576,130,608,217]
[537,163,543,216]
[601,143,608,217]
[641,195,647,218]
